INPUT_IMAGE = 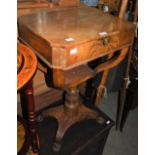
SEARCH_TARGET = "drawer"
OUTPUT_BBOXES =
[66,35,119,67]
[52,30,133,69]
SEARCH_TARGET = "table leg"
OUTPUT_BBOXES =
[25,82,39,153]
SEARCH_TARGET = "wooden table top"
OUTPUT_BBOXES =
[18,6,133,47]
[18,5,134,70]
[17,43,37,91]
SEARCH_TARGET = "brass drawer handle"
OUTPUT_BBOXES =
[102,37,111,46]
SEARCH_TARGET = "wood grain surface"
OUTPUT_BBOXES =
[18,5,134,70]
[17,43,37,91]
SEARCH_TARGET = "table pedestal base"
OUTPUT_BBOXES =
[42,88,105,152]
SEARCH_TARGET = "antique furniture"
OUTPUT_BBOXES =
[17,1,84,116]
[118,34,138,131]
[35,101,114,155]
[116,0,138,130]
[83,0,138,130]
[17,43,39,153]
[92,0,131,106]
[18,3,134,151]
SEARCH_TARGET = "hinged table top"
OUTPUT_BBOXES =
[18,5,134,70]
[18,6,134,48]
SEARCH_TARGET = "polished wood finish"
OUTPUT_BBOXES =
[42,87,104,152]
[18,5,134,70]
[20,83,39,153]
[17,43,39,153]
[17,3,67,118]
[24,82,39,153]
[18,5,134,151]
[134,0,138,24]
[17,43,37,91]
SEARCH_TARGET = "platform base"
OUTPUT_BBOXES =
[42,102,105,151]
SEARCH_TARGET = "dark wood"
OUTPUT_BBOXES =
[18,5,134,152]
[119,35,138,131]
[134,0,138,24]
[17,43,39,153]
[41,66,105,151]
[119,75,138,131]
[116,0,138,130]
[42,88,105,152]
[24,82,39,153]
[36,101,114,155]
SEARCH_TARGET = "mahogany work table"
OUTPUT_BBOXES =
[17,43,39,153]
[18,5,134,152]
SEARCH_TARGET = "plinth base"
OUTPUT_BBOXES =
[42,102,105,152]
[35,100,114,155]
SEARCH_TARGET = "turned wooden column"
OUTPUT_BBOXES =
[24,82,39,153]
[64,87,80,116]
[17,43,39,153]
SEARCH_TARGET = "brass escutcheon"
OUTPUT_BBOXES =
[102,37,111,46]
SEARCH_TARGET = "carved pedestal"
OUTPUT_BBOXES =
[42,87,104,151]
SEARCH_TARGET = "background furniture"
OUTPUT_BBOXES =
[116,0,138,130]
[84,0,138,131]
[17,43,39,153]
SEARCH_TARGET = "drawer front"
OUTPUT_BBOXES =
[19,22,134,70]
[66,34,119,67]
[65,32,132,69]
[52,30,134,69]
